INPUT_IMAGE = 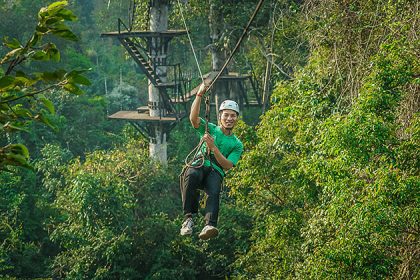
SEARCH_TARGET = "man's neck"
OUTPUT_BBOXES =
[220,125,233,135]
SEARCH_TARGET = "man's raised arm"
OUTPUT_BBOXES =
[190,83,206,128]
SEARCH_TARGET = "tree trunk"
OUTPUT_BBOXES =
[262,0,275,113]
[148,0,168,165]
[262,51,273,113]
[209,0,229,119]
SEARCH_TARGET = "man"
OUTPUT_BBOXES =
[180,84,244,240]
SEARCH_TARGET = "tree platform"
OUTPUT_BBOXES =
[101,30,187,38]
[108,111,180,122]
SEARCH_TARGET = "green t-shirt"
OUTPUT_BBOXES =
[194,118,243,177]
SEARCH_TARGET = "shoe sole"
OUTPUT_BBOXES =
[199,228,219,240]
[180,229,193,236]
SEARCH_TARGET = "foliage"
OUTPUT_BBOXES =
[0,1,90,169]
[296,39,418,280]
[303,0,419,106]
[34,137,251,279]
[228,4,419,278]
[46,138,158,278]
[1,0,419,279]
[0,166,54,278]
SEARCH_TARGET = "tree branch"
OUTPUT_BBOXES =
[0,82,65,105]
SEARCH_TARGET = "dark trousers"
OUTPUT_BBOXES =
[181,165,223,227]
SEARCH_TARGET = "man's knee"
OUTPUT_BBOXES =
[206,187,221,198]
[184,168,202,187]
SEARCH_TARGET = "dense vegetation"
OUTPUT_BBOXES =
[1,0,418,279]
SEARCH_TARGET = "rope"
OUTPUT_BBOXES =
[181,95,210,170]
[176,0,205,83]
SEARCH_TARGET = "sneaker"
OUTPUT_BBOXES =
[198,225,219,240]
[180,217,193,236]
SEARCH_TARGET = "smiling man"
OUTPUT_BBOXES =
[180,84,244,240]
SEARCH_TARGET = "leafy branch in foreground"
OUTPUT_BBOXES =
[0,1,91,169]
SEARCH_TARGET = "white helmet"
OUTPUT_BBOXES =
[219,100,240,115]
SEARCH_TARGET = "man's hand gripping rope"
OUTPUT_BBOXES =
[196,82,208,98]
[183,82,211,169]
[197,83,213,157]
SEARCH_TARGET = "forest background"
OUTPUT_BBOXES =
[0,0,418,279]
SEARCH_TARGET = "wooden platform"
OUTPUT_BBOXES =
[209,100,260,107]
[219,72,251,80]
[155,82,177,88]
[108,111,178,122]
[170,71,253,103]
[101,30,187,38]
[171,71,219,103]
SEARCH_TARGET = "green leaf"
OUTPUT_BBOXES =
[38,7,49,19]
[35,25,49,33]
[10,106,33,118]
[16,71,27,78]
[47,1,68,13]
[48,47,60,62]
[0,76,15,90]
[48,22,68,30]
[63,83,83,95]
[28,33,41,47]
[6,154,29,165]
[36,110,58,131]
[56,9,77,21]
[45,17,62,26]
[0,92,20,103]
[69,74,91,86]
[14,71,37,87]
[14,76,33,87]
[3,37,21,49]
[51,29,78,41]
[32,50,48,61]
[39,95,55,114]
[38,70,66,81]
[65,69,91,86]
[3,122,30,133]
[9,143,30,158]
[3,144,32,168]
